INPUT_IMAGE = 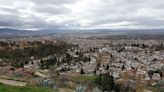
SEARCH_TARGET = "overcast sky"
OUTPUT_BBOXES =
[0,0,164,30]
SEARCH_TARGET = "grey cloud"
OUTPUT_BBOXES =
[0,0,164,30]
[33,5,70,15]
[29,0,76,5]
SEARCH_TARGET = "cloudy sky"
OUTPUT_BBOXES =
[0,0,164,30]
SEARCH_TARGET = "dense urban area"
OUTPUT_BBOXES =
[1,0,164,91]
[0,35,163,92]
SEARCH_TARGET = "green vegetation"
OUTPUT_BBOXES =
[148,69,163,80]
[143,86,158,92]
[69,74,121,92]
[0,83,56,92]
[0,42,71,59]
[0,41,72,68]
[94,73,120,92]
[70,75,98,83]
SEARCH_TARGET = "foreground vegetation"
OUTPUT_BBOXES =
[0,83,55,92]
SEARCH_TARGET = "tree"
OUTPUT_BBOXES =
[93,69,97,75]
[80,68,85,74]
[94,73,117,92]
[40,60,45,69]
[96,62,100,70]
[122,64,125,70]
[159,71,163,80]
[148,70,154,79]
[106,64,109,70]
[154,69,163,80]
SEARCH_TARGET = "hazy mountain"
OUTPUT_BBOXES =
[0,28,164,38]
[0,28,40,38]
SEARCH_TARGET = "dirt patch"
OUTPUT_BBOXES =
[0,78,27,87]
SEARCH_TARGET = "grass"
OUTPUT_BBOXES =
[0,83,56,92]
[144,86,164,92]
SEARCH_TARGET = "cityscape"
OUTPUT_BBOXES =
[0,0,164,92]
